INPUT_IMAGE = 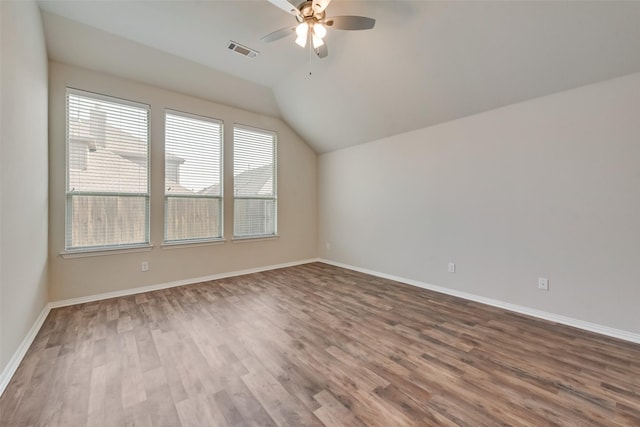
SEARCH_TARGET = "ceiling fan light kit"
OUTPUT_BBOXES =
[295,22,308,46]
[263,0,375,58]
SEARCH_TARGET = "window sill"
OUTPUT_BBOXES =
[232,235,280,243]
[162,239,226,250]
[60,244,153,259]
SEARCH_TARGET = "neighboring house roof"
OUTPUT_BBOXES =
[165,153,185,165]
[198,183,220,196]
[199,163,273,197]
[166,181,195,195]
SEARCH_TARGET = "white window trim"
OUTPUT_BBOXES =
[161,239,227,250]
[232,235,280,243]
[60,244,154,259]
[67,87,149,110]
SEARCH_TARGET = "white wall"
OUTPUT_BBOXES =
[49,62,317,301]
[319,72,640,335]
[0,1,49,372]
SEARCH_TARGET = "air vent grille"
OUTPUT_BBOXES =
[227,41,259,58]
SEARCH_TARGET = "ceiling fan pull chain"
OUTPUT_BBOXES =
[308,41,313,76]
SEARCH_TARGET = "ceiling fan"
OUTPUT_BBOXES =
[262,0,375,58]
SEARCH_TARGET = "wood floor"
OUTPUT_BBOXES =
[1,263,639,426]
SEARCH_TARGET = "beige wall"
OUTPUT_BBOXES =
[49,62,317,301]
[0,1,49,372]
[319,72,640,335]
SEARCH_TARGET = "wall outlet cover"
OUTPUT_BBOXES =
[538,277,549,291]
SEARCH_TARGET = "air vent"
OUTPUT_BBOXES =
[227,41,259,58]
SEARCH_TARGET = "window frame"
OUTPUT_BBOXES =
[163,109,225,245]
[232,124,278,240]
[64,88,151,253]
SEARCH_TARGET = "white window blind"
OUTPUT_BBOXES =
[233,125,277,238]
[65,89,150,251]
[164,111,223,243]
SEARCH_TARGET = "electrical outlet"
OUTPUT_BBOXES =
[538,277,549,291]
[326,242,331,250]
[141,261,149,272]
[448,262,456,273]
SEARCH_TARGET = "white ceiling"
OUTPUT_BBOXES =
[38,1,640,153]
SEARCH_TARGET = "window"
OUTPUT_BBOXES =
[164,111,223,243]
[233,125,277,238]
[65,89,150,250]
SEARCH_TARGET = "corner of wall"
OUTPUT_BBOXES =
[0,0,50,384]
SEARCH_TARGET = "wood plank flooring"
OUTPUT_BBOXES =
[1,262,639,426]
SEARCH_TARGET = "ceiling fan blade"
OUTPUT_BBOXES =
[315,43,328,59]
[325,16,376,30]
[267,0,302,19]
[312,0,332,14]
[261,26,295,43]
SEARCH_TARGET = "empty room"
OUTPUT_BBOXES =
[1,0,639,425]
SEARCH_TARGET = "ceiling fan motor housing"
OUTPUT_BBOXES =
[296,1,326,23]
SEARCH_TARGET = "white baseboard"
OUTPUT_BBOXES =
[49,258,319,309]
[0,304,51,397]
[318,258,640,345]
[5,257,635,399]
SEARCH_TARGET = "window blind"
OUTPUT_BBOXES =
[65,89,150,250]
[164,111,223,243]
[233,125,277,238]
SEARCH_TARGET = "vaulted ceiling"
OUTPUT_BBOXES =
[38,1,640,153]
